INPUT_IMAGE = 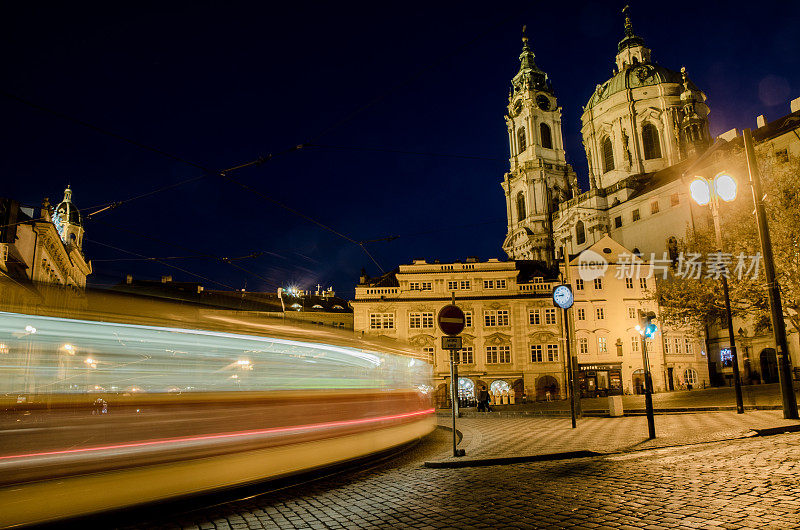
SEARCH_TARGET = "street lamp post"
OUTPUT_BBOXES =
[689,173,745,414]
[743,129,799,419]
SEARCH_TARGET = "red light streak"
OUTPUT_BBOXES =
[0,408,435,462]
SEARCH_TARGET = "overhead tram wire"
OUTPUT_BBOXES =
[84,238,237,290]
[304,144,505,162]
[87,219,283,289]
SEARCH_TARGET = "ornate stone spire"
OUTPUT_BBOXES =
[618,5,645,52]
[512,25,550,94]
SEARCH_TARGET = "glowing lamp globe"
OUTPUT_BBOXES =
[690,179,711,206]
[714,173,737,202]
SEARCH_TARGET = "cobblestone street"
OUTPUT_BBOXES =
[121,419,800,529]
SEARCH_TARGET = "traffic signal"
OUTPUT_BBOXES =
[636,311,658,338]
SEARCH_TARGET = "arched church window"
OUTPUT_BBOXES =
[602,137,614,173]
[540,123,553,149]
[518,127,527,152]
[576,220,586,245]
[642,123,662,159]
[516,192,526,221]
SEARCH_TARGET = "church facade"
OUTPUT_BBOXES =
[354,9,800,401]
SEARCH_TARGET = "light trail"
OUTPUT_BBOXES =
[0,408,435,461]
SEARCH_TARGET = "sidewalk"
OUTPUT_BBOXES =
[425,410,800,468]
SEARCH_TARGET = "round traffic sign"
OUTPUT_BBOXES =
[437,304,466,336]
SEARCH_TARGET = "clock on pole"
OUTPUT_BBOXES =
[552,284,574,309]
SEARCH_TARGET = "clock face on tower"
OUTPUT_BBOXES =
[536,94,551,111]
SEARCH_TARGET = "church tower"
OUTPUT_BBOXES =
[501,28,577,264]
[53,186,84,251]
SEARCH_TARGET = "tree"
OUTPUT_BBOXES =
[655,149,800,336]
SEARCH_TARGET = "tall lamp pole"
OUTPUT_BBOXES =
[743,129,798,419]
[689,174,745,414]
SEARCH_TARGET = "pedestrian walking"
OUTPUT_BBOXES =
[477,385,491,412]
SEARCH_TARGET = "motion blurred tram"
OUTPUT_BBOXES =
[0,307,434,527]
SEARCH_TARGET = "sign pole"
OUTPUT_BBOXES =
[438,292,466,458]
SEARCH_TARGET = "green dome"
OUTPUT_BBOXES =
[585,63,688,110]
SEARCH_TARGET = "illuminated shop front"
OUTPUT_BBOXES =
[577,363,623,397]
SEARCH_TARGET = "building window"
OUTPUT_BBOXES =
[684,368,698,385]
[517,192,526,221]
[540,123,553,149]
[422,346,434,357]
[546,344,559,362]
[464,311,472,327]
[579,337,588,355]
[529,309,541,325]
[625,277,634,289]
[484,310,509,327]
[667,236,679,264]
[487,345,511,364]
[614,216,622,228]
[639,278,647,289]
[531,345,543,362]
[544,308,557,325]
[483,280,494,289]
[674,338,681,355]
[576,220,586,245]
[460,280,471,290]
[631,336,640,352]
[651,201,660,214]
[497,279,507,289]
[421,282,432,291]
[369,313,395,329]
[577,308,586,321]
[575,278,584,291]
[670,193,680,207]
[632,209,641,222]
[627,307,636,319]
[642,123,662,160]
[447,281,458,290]
[602,137,614,172]
[595,307,604,320]
[663,337,671,354]
[593,278,603,290]
[598,337,608,353]
[459,347,474,364]
[409,312,433,329]
[776,148,789,163]
[518,127,527,152]
[409,282,420,290]
[684,338,693,354]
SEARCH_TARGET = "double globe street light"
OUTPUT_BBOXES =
[690,171,745,414]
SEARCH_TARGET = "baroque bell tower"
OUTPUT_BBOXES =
[501,27,578,264]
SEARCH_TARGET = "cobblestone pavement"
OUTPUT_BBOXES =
[121,426,800,529]
[443,410,800,460]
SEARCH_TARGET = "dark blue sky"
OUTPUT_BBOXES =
[3,1,799,297]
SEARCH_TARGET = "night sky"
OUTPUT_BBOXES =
[4,1,799,297]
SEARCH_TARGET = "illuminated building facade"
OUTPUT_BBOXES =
[353,259,566,406]
[0,187,91,293]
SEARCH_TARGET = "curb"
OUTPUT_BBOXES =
[752,424,800,437]
[423,450,602,469]
[437,405,783,419]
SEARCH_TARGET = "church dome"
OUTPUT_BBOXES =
[585,62,693,110]
[54,186,81,227]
